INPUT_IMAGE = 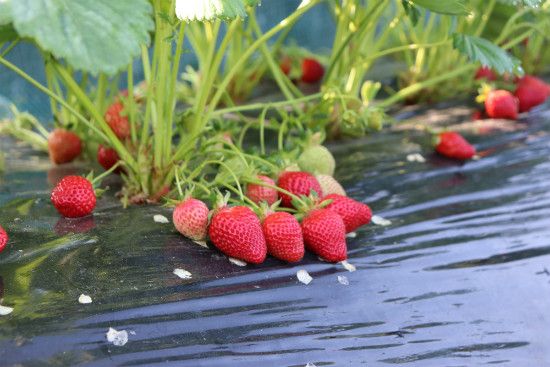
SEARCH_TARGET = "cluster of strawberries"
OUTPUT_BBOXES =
[475,68,550,120]
[432,70,550,162]
[47,99,128,171]
[173,171,372,264]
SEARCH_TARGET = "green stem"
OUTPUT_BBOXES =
[54,65,138,171]
[379,64,476,108]
[212,92,322,116]
[198,0,321,136]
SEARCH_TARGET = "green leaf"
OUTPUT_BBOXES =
[497,0,543,7]
[0,0,12,26]
[0,23,16,43]
[401,0,421,26]
[452,33,521,74]
[175,0,260,22]
[10,0,153,75]
[410,0,469,15]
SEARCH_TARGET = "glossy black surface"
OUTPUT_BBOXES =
[1,105,550,366]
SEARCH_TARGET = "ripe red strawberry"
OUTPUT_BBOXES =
[475,66,497,81]
[172,198,210,241]
[301,209,347,262]
[51,176,96,218]
[316,174,346,196]
[0,225,8,253]
[514,75,550,112]
[105,101,130,140]
[262,212,304,262]
[301,58,324,84]
[246,175,278,205]
[485,90,519,120]
[324,194,372,233]
[48,128,82,164]
[277,171,323,208]
[435,132,476,160]
[209,206,267,264]
[97,145,121,172]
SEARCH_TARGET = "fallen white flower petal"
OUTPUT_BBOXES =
[173,268,192,279]
[229,257,247,267]
[297,269,313,285]
[372,215,392,226]
[338,275,349,285]
[0,305,13,316]
[406,153,426,163]
[153,214,169,224]
[346,232,357,238]
[305,363,317,367]
[340,260,356,272]
[78,294,92,304]
[106,327,128,346]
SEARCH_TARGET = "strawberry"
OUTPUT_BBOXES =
[316,174,346,196]
[298,145,336,175]
[246,175,278,205]
[277,171,323,208]
[324,194,372,233]
[475,66,497,81]
[172,198,209,241]
[435,132,476,160]
[280,56,292,76]
[209,206,267,264]
[0,225,8,253]
[301,209,347,262]
[48,128,82,164]
[51,176,96,218]
[105,101,130,140]
[97,145,121,172]
[301,58,324,84]
[514,75,550,113]
[262,211,304,262]
[485,90,519,120]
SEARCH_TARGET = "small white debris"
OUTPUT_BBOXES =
[78,294,92,304]
[346,232,357,238]
[372,215,392,226]
[173,268,192,279]
[0,305,13,316]
[338,275,350,285]
[317,256,329,262]
[297,269,313,285]
[153,214,169,223]
[406,153,426,163]
[129,331,136,335]
[305,363,317,367]
[228,257,247,267]
[106,327,128,346]
[340,260,356,272]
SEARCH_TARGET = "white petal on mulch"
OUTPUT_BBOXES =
[228,257,247,267]
[297,269,313,285]
[0,305,13,316]
[340,260,356,272]
[346,232,357,238]
[305,363,317,367]
[106,327,128,346]
[173,268,192,279]
[337,275,350,286]
[153,214,169,224]
[406,153,426,163]
[78,294,92,304]
[372,215,392,226]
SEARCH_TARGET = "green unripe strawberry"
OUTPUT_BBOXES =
[298,145,335,176]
